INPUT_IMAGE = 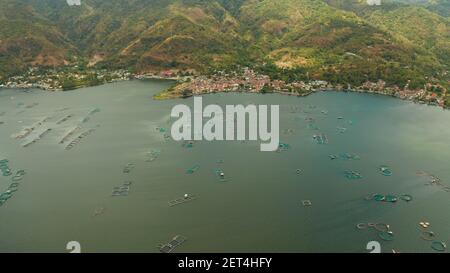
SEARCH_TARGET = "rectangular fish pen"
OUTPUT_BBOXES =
[168,195,197,207]
[159,235,187,253]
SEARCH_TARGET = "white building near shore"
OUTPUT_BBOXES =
[367,0,381,6]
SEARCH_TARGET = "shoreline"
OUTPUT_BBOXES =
[153,83,449,110]
[1,75,448,110]
[150,68,448,109]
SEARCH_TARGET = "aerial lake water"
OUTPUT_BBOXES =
[0,79,449,253]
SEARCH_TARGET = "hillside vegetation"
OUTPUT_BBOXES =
[0,0,448,89]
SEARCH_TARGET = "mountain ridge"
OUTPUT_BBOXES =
[0,0,448,90]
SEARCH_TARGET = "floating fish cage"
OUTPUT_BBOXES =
[214,169,228,181]
[277,143,291,152]
[307,123,319,130]
[339,153,360,160]
[11,170,26,182]
[146,149,161,162]
[89,108,101,115]
[111,181,133,197]
[283,128,295,135]
[344,170,362,180]
[399,194,413,202]
[372,194,386,202]
[337,127,347,133]
[22,127,52,148]
[379,165,393,176]
[313,134,328,144]
[366,193,412,203]
[385,195,398,203]
[56,114,73,125]
[59,126,80,144]
[0,173,24,206]
[22,137,39,148]
[37,128,52,138]
[421,231,436,241]
[25,102,39,109]
[93,207,105,217]
[379,231,395,241]
[168,195,197,207]
[158,235,187,253]
[182,140,195,149]
[80,116,90,123]
[185,165,200,175]
[12,127,34,139]
[65,129,95,150]
[431,241,447,252]
[156,126,166,133]
[0,160,12,176]
[9,182,20,190]
[81,108,101,123]
[123,163,135,174]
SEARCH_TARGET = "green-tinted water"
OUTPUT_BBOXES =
[0,80,449,253]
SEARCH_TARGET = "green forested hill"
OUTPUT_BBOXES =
[0,0,448,88]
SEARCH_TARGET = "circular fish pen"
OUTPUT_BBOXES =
[385,195,398,203]
[375,223,390,232]
[214,169,228,182]
[431,241,447,252]
[400,194,413,202]
[373,194,386,202]
[420,231,436,241]
[379,165,393,176]
[356,223,368,230]
[368,193,412,204]
[379,231,395,241]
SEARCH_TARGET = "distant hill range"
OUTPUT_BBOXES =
[0,0,449,88]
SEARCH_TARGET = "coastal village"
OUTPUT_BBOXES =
[1,67,448,109]
[0,67,132,91]
[157,68,449,109]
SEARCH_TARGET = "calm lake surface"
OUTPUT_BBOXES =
[0,80,449,253]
